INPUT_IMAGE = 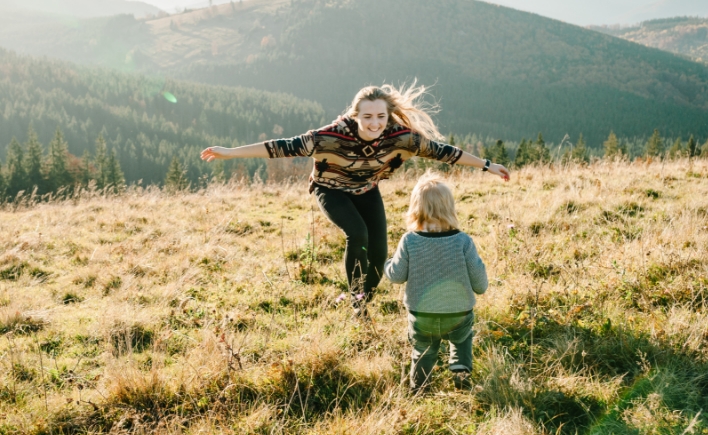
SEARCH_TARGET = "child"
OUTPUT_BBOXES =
[384,171,488,392]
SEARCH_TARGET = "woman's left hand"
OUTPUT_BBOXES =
[489,163,510,181]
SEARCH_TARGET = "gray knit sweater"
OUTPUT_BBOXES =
[384,230,488,313]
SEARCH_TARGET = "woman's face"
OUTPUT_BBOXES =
[353,99,389,141]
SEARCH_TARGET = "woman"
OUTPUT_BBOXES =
[200,83,510,315]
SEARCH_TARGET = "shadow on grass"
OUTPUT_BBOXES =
[478,314,708,435]
[42,348,389,434]
[38,302,708,434]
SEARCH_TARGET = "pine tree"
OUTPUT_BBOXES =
[618,139,628,157]
[535,133,550,163]
[514,139,530,168]
[80,150,92,187]
[6,137,27,197]
[47,127,73,192]
[482,142,492,160]
[0,166,5,201]
[603,131,619,158]
[645,129,664,157]
[165,157,188,191]
[105,150,125,193]
[211,160,226,183]
[701,139,708,158]
[94,134,108,189]
[687,135,697,158]
[571,134,588,162]
[489,140,510,167]
[24,126,44,194]
[448,134,456,146]
[667,137,683,159]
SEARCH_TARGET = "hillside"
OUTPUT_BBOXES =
[591,17,708,65]
[2,0,708,145]
[1,161,708,433]
[0,48,326,186]
[151,0,708,145]
[0,0,163,19]
[485,0,708,27]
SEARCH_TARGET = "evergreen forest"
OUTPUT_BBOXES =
[0,47,325,195]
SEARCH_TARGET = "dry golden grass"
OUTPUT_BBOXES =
[1,159,708,434]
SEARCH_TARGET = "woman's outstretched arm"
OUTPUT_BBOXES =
[200,143,270,161]
[418,136,510,181]
[455,151,510,181]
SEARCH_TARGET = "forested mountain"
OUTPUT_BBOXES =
[591,17,708,65]
[151,0,708,145]
[2,0,707,146]
[0,48,325,186]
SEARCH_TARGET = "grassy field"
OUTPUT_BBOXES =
[1,159,708,434]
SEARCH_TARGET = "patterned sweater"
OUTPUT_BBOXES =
[384,230,488,314]
[263,116,463,194]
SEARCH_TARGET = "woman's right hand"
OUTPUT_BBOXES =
[200,147,229,162]
[489,163,511,181]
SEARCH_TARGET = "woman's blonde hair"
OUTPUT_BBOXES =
[345,81,443,141]
[406,171,460,231]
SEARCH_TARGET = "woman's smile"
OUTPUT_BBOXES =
[354,99,389,141]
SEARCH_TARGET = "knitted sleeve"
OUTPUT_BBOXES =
[263,131,316,158]
[384,235,410,284]
[464,236,488,294]
[412,133,463,164]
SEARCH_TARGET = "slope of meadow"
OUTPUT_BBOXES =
[1,160,708,434]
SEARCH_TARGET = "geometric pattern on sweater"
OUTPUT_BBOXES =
[264,116,463,194]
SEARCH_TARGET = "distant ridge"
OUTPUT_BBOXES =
[591,17,708,65]
[481,0,708,27]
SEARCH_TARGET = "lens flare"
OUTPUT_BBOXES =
[162,91,177,103]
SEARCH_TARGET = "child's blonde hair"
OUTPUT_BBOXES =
[406,171,460,231]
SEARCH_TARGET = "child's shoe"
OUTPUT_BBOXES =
[452,370,471,390]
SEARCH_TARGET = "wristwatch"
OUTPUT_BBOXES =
[482,159,491,172]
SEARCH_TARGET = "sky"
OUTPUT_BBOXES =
[481,0,708,26]
[136,0,232,13]
[137,0,708,25]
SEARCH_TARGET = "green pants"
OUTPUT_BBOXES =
[407,311,474,389]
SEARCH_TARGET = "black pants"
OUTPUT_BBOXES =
[313,185,387,301]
